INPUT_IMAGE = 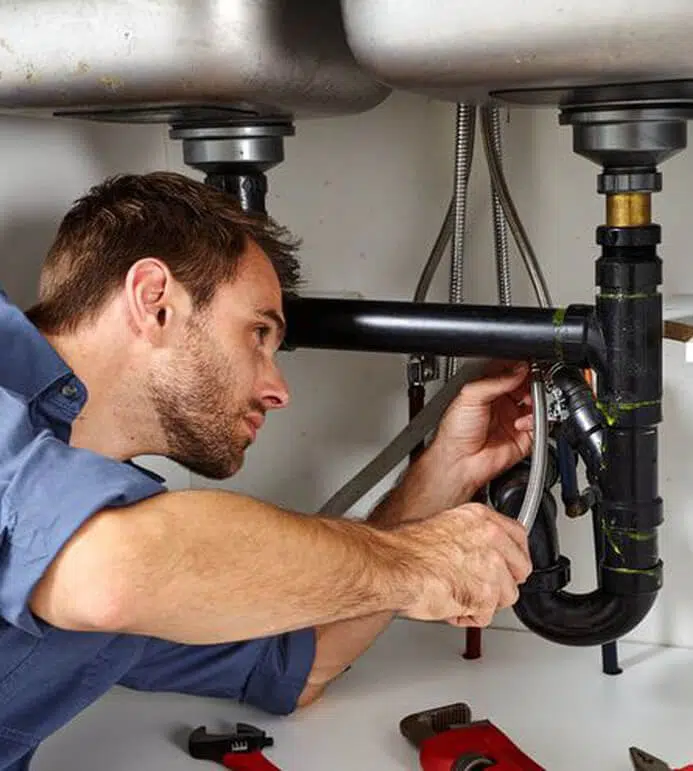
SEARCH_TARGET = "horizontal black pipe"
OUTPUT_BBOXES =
[284,297,604,367]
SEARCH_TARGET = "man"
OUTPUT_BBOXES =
[0,172,533,769]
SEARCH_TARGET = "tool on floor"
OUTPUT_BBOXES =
[400,702,545,770]
[630,746,693,770]
[188,724,281,770]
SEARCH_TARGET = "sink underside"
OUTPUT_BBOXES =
[341,0,693,106]
[0,0,390,123]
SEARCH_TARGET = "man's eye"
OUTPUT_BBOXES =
[255,325,271,343]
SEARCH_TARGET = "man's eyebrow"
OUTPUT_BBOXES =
[258,309,286,340]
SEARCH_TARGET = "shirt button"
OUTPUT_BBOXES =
[60,383,79,399]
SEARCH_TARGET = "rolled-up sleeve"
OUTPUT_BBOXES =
[0,431,165,636]
[119,628,317,715]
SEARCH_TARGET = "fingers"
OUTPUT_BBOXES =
[514,390,533,407]
[447,567,520,629]
[496,532,532,584]
[466,505,531,585]
[482,515,532,585]
[448,612,495,628]
[497,567,522,608]
[459,362,530,407]
[449,609,503,628]
[483,360,534,406]
[512,429,534,460]
[447,584,516,627]
[514,413,534,432]
[453,581,501,628]
[398,503,532,628]
[510,384,533,407]
[486,506,530,554]
[483,359,527,378]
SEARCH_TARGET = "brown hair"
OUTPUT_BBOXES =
[26,171,301,333]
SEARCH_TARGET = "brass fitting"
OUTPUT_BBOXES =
[606,193,652,227]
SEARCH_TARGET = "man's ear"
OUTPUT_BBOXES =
[124,259,186,344]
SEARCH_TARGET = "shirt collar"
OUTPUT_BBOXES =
[0,290,76,403]
[125,460,167,484]
[0,292,167,484]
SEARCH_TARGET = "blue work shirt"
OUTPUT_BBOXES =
[0,290,316,770]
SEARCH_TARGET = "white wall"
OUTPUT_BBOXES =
[2,91,693,651]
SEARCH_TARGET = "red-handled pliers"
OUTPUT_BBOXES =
[630,746,693,770]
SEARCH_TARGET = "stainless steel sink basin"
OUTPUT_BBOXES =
[340,1,693,105]
[0,0,390,123]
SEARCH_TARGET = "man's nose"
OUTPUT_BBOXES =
[260,361,290,410]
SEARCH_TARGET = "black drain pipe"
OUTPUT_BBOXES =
[283,298,602,366]
[495,104,686,648]
[502,213,664,645]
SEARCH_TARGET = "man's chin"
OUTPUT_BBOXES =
[214,454,245,480]
[226,453,245,477]
[176,452,245,481]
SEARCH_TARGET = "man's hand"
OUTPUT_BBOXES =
[395,502,531,627]
[426,361,534,501]
[370,361,535,527]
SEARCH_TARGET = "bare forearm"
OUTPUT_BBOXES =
[33,475,527,694]
[299,457,466,704]
[32,489,415,644]
[370,446,476,527]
